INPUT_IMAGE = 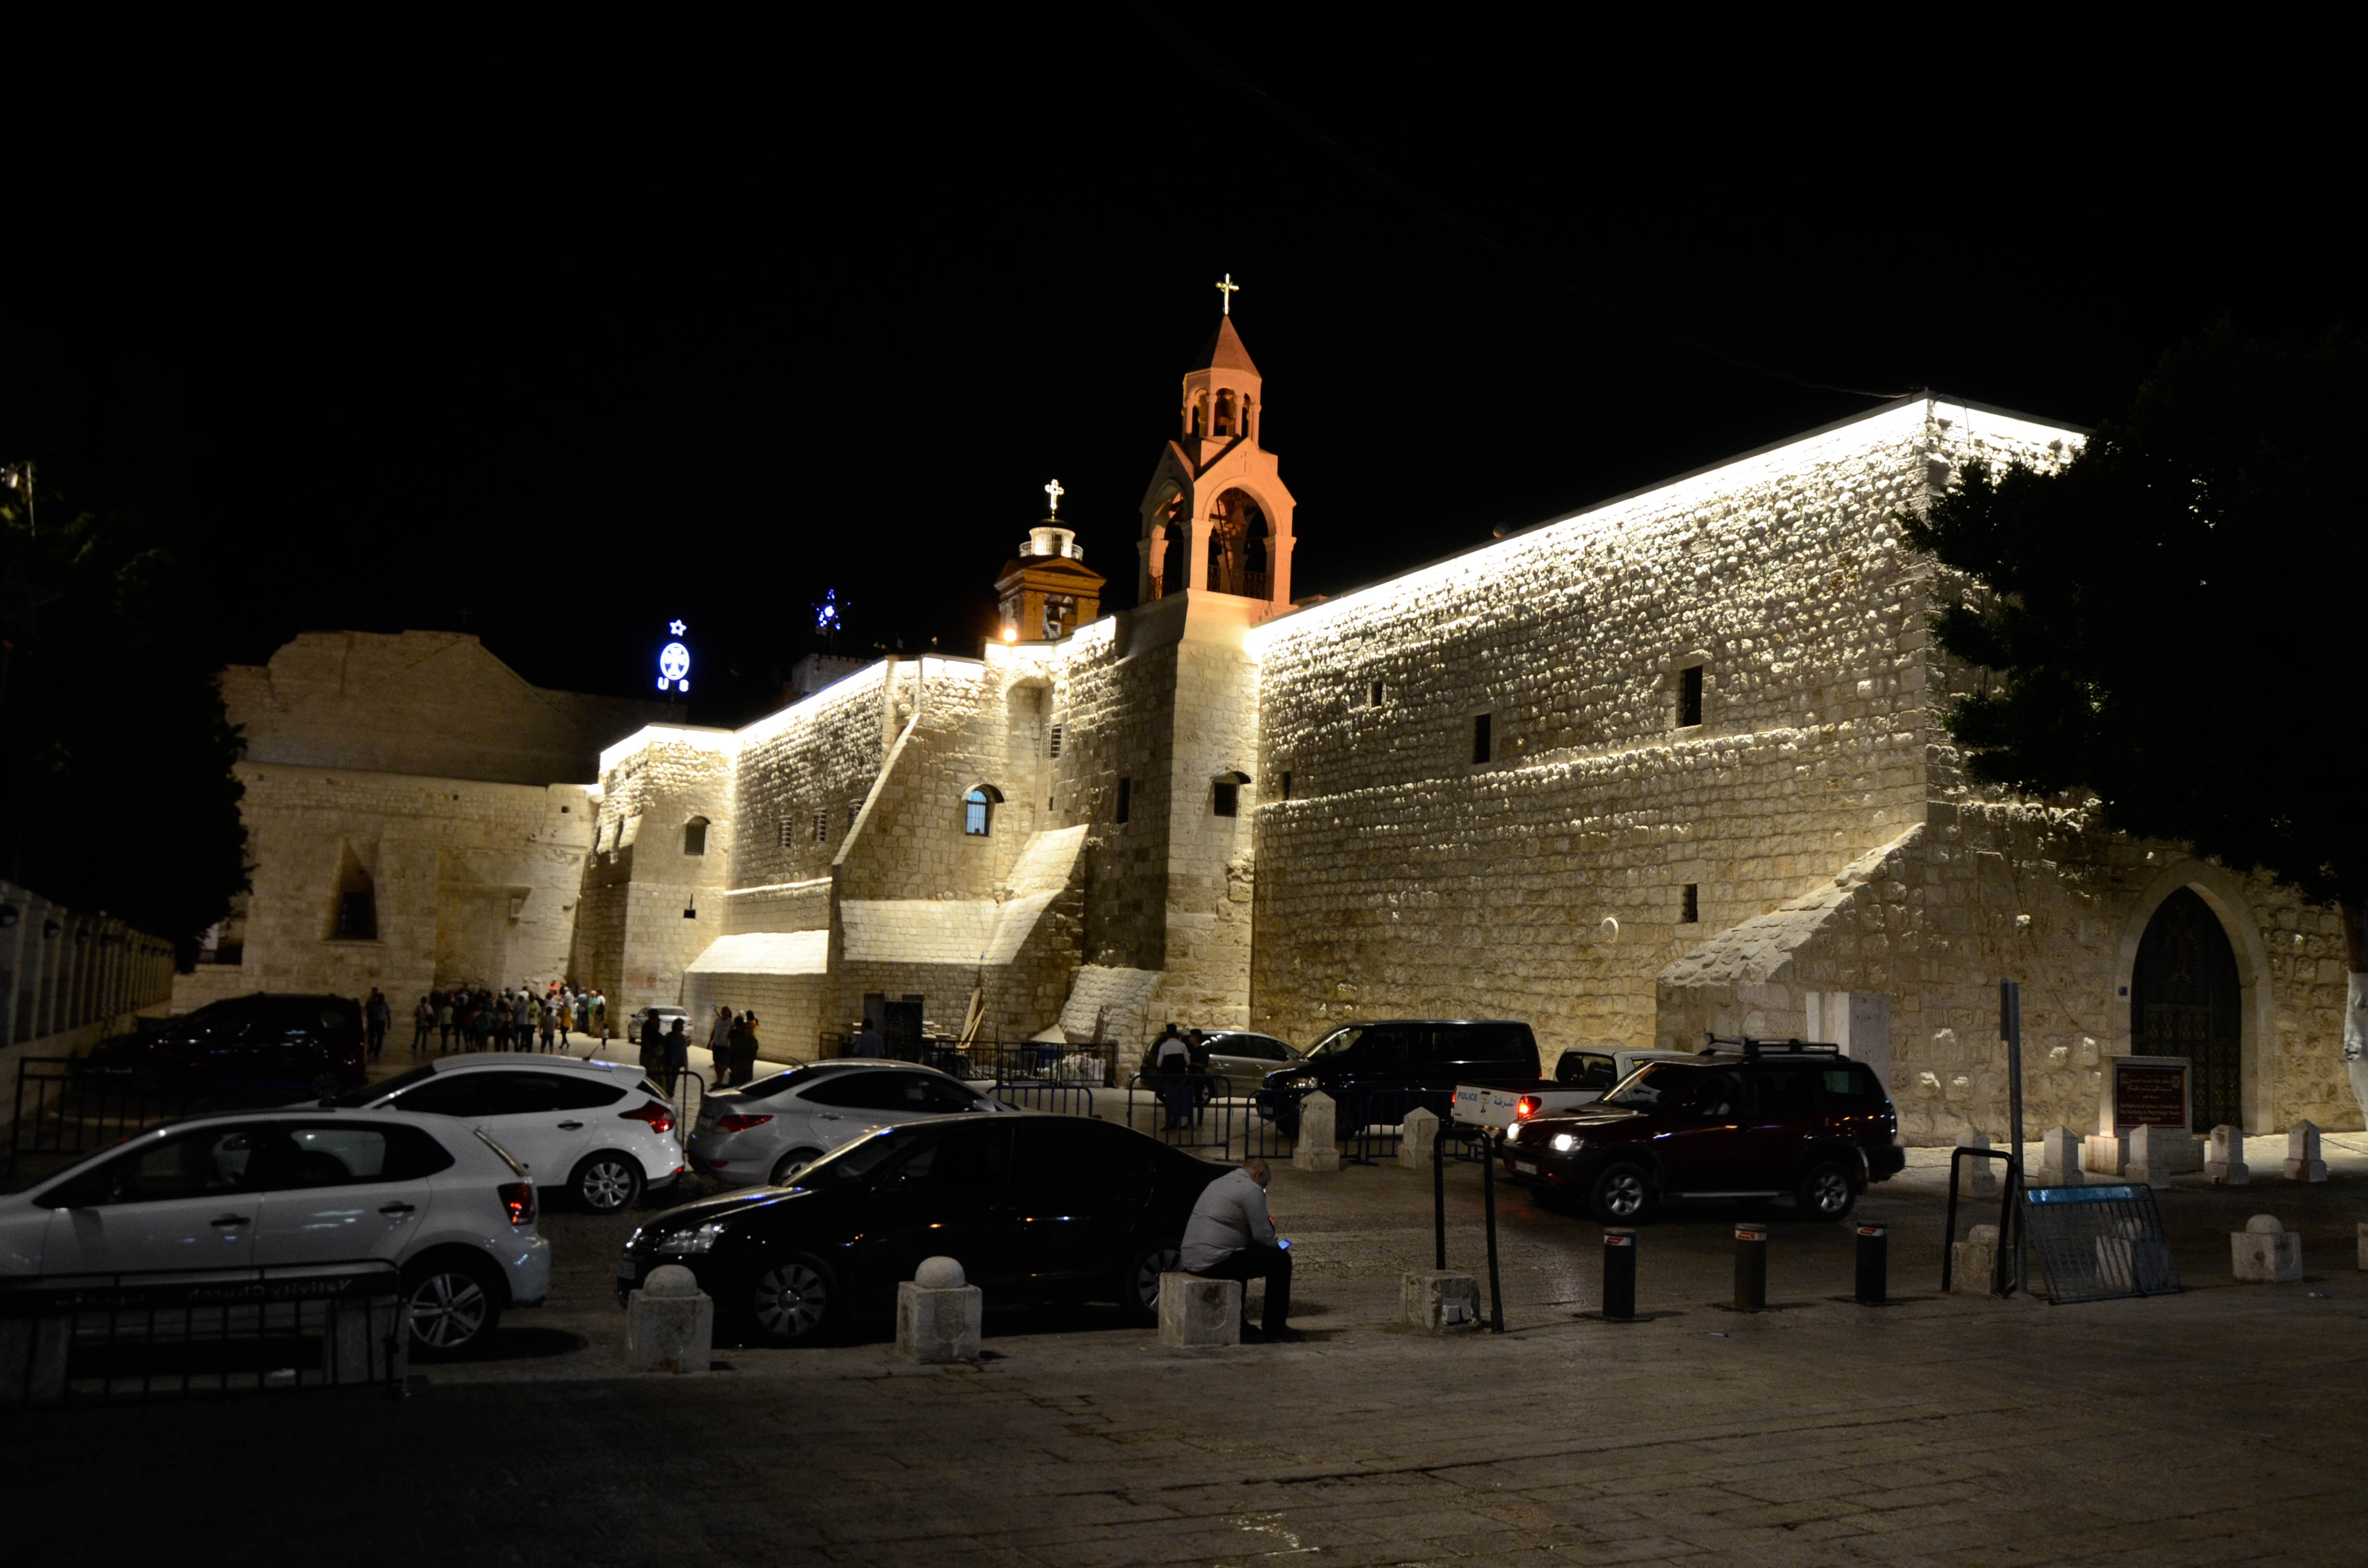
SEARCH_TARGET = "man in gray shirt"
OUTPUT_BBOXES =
[1180,1157,1295,1339]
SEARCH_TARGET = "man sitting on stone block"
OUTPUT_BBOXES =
[1181,1156,1297,1341]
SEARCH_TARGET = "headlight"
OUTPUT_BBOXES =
[655,1222,727,1255]
[1551,1133,1579,1152]
[1503,1122,1522,1144]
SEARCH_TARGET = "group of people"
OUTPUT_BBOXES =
[399,982,609,1057]
[638,1005,763,1094]
[1145,1021,1215,1129]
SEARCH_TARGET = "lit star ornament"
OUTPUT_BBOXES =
[657,621,691,693]
[668,619,687,636]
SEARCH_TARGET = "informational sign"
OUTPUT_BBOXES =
[1454,1084,1519,1127]
[656,618,691,693]
[2104,1055,2192,1133]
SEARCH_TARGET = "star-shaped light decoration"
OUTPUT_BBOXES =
[668,619,687,636]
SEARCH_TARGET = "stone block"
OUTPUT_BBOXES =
[1293,1091,1341,1173]
[1960,1129,1997,1196]
[1950,1223,1999,1296]
[2125,1125,2178,1189]
[2037,1126,2084,1188]
[2232,1215,2304,1284]
[896,1281,984,1363]
[626,1264,715,1374]
[2206,1124,2250,1186]
[2284,1120,2327,1182]
[1401,1270,1481,1333]
[328,1294,407,1386]
[1158,1273,1241,1348]
[0,1312,69,1407]
[1398,1106,1440,1169]
[2082,1133,2125,1177]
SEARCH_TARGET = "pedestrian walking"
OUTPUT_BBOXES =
[555,988,573,1047]
[538,999,557,1053]
[663,1017,691,1098]
[1151,1023,1193,1130]
[1180,1156,1297,1341]
[639,1008,663,1078]
[706,1004,734,1082]
[411,996,433,1056]
[437,995,456,1054]
[849,1017,885,1058]
[733,1012,761,1087]
[364,989,391,1060]
[592,990,608,1042]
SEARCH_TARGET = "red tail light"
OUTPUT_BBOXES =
[1516,1096,1542,1120]
[498,1182,536,1226]
[716,1113,773,1133]
[621,1100,675,1136]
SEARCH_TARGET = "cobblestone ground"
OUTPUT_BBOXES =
[8,1136,2367,1566]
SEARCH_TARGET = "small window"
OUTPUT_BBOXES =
[1369,679,1384,707]
[1681,883,1699,923]
[777,819,792,849]
[683,818,709,856]
[1211,771,1248,818]
[1048,722,1064,758]
[1116,777,1131,824]
[814,809,828,845]
[1678,664,1703,728]
[1281,770,1292,801]
[963,786,1002,836]
[335,890,377,941]
[1472,713,1492,765]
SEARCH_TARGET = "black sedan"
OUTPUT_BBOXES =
[617,1111,1226,1344]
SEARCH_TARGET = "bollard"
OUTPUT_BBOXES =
[1855,1224,1888,1305]
[1602,1228,1637,1320]
[1733,1223,1767,1311]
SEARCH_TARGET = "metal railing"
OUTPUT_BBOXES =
[7,1059,324,1180]
[1939,1146,2026,1295]
[812,1034,1120,1088]
[1,1262,407,1406]
[2023,1184,2182,1304]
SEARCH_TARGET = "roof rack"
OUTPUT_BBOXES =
[1704,1033,1844,1059]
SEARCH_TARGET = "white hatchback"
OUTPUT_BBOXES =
[323,1054,684,1213]
[0,1108,549,1357]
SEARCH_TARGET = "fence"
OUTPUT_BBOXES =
[0,1262,407,1406]
[813,1034,1121,1088]
[2022,1184,2182,1305]
[7,1058,322,1180]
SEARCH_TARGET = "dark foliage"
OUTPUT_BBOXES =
[1,483,247,957]
[1905,325,2366,935]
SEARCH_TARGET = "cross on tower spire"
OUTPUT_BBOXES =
[1214,272,1240,316]
[1044,477,1064,516]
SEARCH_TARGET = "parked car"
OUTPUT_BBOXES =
[628,1006,690,1045]
[80,993,366,1087]
[1134,1030,1302,1099]
[1500,1042,1905,1223]
[1255,1019,1541,1133]
[688,1061,1005,1188]
[1450,1047,1703,1128]
[0,1108,549,1356]
[319,1054,684,1213]
[620,1111,1225,1343]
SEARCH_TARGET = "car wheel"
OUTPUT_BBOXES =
[1120,1238,1182,1325]
[747,1252,838,1345]
[770,1147,826,1186]
[1588,1161,1654,1225]
[1798,1161,1857,1222]
[571,1152,644,1213]
[403,1254,504,1358]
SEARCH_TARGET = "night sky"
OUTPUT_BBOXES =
[5,21,2348,729]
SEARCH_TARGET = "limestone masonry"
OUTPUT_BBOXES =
[197,324,2356,1139]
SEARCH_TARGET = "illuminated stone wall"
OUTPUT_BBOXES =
[575,733,738,1022]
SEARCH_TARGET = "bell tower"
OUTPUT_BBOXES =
[1136,277,1297,613]
[995,479,1105,643]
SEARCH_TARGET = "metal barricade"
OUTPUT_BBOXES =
[7,1060,326,1179]
[2022,1184,2181,1304]
[991,1079,1098,1117]
[1,1263,407,1406]
[1120,1075,1232,1153]
[1940,1146,2025,1295]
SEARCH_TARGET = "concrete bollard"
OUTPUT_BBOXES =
[328,1293,408,1386]
[1732,1224,1768,1311]
[2232,1215,2304,1283]
[1855,1224,1888,1306]
[2038,1126,2085,1188]
[0,1313,70,1407]
[1293,1092,1341,1173]
[1397,1106,1440,1170]
[1950,1224,2000,1295]
[895,1256,982,1363]
[2284,1121,2327,1182]
[2125,1125,2178,1189]
[1601,1229,1637,1320]
[1401,1270,1480,1333]
[1961,1130,1998,1196]
[2082,1132,2125,1177]
[626,1263,715,1374]
[2206,1125,2250,1186]
[1158,1274,1241,1347]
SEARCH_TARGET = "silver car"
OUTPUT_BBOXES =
[688,1061,1005,1188]
[1134,1030,1302,1098]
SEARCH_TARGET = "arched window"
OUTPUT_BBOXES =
[684,816,709,856]
[963,784,1004,836]
[1214,389,1237,437]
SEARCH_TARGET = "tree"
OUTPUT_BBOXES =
[0,468,247,959]
[1905,324,2368,1090]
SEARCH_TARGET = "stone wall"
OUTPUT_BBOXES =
[575,732,738,1020]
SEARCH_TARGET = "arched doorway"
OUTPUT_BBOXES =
[2130,887,2242,1129]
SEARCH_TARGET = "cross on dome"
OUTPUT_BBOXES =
[1044,478,1064,516]
[1214,273,1240,316]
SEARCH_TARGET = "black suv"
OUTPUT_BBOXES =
[1255,1019,1540,1133]
[81,993,367,1087]
[1500,1041,1903,1223]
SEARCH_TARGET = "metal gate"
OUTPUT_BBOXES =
[2022,1185,2182,1304]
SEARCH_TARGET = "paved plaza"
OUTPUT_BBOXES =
[9,1134,2368,1566]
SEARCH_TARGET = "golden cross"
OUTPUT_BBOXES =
[1214,273,1240,316]
[1044,478,1065,516]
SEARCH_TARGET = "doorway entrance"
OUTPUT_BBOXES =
[2130,887,2242,1130]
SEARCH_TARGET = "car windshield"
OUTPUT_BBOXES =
[319,1064,436,1107]
[1303,1027,1364,1058]
[1602,1062,1703,1109]
[736,1065,830,1102]
[787,1124,930,1187]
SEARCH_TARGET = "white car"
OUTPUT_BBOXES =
[322,1054,684,1213]
[688,1061,1005,1188]
[0,1108,549,1357]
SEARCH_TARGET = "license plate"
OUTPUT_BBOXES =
[1514,1160,1539,1175]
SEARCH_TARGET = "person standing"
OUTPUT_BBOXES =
[513,989,533,1051]
[1180,1156,1297,1341]
[733,1012,761,1087]
[537,999,557,1053]
[590,990,607,1042]
[364,989,391,1061]
[639,1007,663,1078]
[663,1017,690,1097]
[436,994,456,1054]
[411,996,433,1056]
[1152,1024,1192,1130]
[554,988,573,1048]
[706,1004,735,1083]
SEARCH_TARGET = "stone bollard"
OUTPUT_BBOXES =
[2206,1125,2251,1186]
[1961,1130,1998,1196]
[1398,1106,1440,1170]
[0,1312,70,1408]
[1293,1091,1341,1173]
[2038,1126,2084,1188]
[2125,1125,2178,1189]
[1950,1224,2000,1295]
[2284,1121,2327,1183]
[2232,1214,2304,1283]
[626,1263,715,1374]
[895,1256,983,1363]
[1402,1270,1480,1333]
[2082,1132,2125,1177]
[329,1292,408,1386]
[1158,1273,1241,1347]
